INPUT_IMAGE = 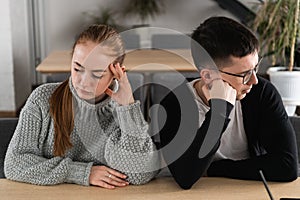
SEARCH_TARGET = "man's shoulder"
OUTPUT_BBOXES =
[251,76,275,94]
[243,75,280,106]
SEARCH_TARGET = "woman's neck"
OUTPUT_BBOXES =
[86,93,108,104]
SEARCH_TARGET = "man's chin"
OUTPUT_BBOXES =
[236,93,247,100]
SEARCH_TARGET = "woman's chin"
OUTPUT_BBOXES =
[81,94,107,103]
[75,91,95,101]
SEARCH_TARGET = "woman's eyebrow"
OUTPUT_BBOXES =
[91,69,105,73]
[74,61,106,72]
[74,61,84,68]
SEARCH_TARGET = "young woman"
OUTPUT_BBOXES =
[4,24,159,189]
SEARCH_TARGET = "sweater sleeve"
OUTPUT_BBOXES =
[4,87,93,186]
[104,101,159,185]
[158,84,233,189]
[207,78,298,182]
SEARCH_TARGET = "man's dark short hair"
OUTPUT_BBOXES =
[191,16,259,70]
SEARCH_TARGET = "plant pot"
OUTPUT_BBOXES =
[267,66,300,116]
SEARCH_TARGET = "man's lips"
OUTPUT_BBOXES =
[243,87,252,94]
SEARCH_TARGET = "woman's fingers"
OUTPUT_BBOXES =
[102,175,128,187]
[102,168,129,187]
[109,63,118,79]
[107,63,134,105]
[109,63,126,80]
[94,180,116,189]
[110,63,121,80]
[89,165,129,189]
[106,167,127,179]
[114,63,123,79]
[107,174,128,185]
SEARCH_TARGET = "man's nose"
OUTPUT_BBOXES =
[247,71,258,85]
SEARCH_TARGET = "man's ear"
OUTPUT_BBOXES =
[200,69,212,84]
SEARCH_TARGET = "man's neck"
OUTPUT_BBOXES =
[193,80,209,106]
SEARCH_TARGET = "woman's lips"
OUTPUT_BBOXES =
[77,88,93,95]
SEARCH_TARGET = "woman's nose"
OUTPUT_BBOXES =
[79,73,94,88]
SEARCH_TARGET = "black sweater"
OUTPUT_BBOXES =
[157,76,298,189]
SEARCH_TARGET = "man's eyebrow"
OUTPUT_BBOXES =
[239,60,261,74]
[239,69,252,74]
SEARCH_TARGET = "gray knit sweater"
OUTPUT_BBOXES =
[4,80,159,186]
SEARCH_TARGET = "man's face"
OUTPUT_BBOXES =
[218,53,260,100]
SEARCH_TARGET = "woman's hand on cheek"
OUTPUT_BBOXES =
[105,63,135,105]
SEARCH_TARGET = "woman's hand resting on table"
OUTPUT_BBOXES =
[89,165,129,189]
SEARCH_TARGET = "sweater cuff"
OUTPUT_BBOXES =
[209,99,234,118]
[115,101,148,134]
[66,161,93,186]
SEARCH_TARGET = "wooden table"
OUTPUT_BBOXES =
[1,177,300,200]
[36,49,197,73]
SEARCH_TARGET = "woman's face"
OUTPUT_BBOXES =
[71,41,115,102]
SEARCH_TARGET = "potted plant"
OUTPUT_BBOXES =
[82,7,126,31]
[123,0,165,26]
[122,0,165,48]
[251,0,300,116]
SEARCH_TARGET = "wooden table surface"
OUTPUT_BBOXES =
[36,49,197,73]
[1,177,300,200]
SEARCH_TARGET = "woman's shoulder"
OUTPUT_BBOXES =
[27,83,61,105]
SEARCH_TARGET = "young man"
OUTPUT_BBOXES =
[158,16,298,189]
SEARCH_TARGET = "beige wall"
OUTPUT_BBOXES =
[0,0,236,114]
[42,0,236,54]
[0,0,15,112]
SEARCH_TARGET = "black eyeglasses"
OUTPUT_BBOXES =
[219,57,263,85]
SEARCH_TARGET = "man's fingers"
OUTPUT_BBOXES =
[207,78,223,90]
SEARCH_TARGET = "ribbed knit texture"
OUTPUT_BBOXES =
[4,79,159,186]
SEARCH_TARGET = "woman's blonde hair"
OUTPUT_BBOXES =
[49,24,125,156]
